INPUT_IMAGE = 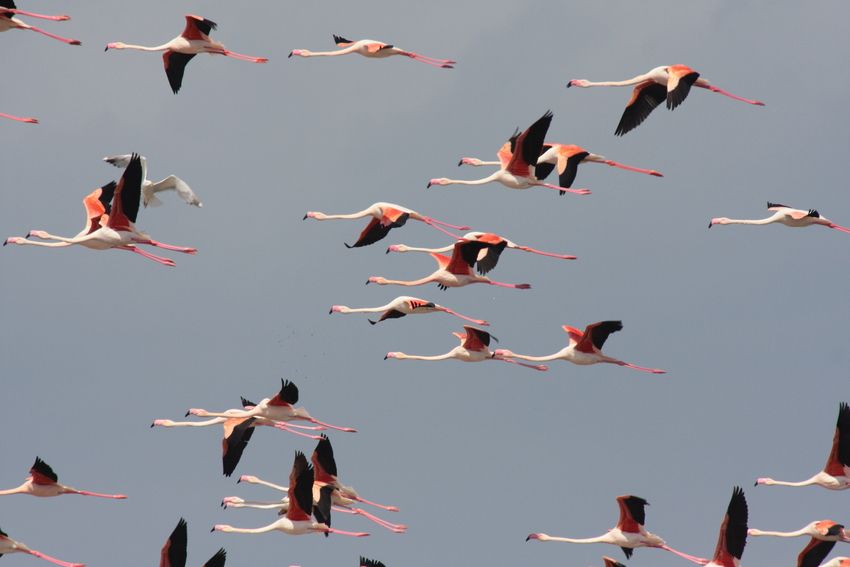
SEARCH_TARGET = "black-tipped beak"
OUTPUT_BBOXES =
[288,51,293,58]
[104,45,108,52]
[210,527,215,532]
[329,308,333,314]
[344,242,353,249]
[302,213,308,220]
[385,247,390,254]
[365,280,371,285]
[708,222,713,229]
[753,481,757,487]
[2,241,6,247]
[525,535,532,541]
[26,231,32,238]
[426,182,432,188]
[565,81,572,88]
[457,160,463,167]
[150,422,155,428]
[184,410,190,417]
[368,320,377,325]
[236,478,242,484]
[383,354,388,360]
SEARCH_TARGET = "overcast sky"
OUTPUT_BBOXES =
[3,1,850,566]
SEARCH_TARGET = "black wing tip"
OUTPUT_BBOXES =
[766,201,788,209]
[808,209,820,218]
[333,34,351,44]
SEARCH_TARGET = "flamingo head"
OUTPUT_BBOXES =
[237,475,259,484]
[384,352,402,360]
[3,237,24,246]
[288,49,310,58]
[708,217,731,228]
[329,305,348,314]
[427,178,450,188]
[185,408,205,417]
[526,533,548,542]
[105,42,127,51]
[493,349,514,358]
[385,244,406,253]
[754,477,774,486]
[458,157,482,166]
[151,419,171,428]
[221,496,244,508]
[366,277,387,285]
[303,211,324,220]
[27,230,50,239]
[212,524,233,533]
[567,79,590,88]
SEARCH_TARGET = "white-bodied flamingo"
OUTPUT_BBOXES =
[289,34,454,69]
[709,202,850,234]
[330,295,488,326]
[0,0,80,45]
[750,520,849,542]
[0,526,84,567]
[0,457,126,499]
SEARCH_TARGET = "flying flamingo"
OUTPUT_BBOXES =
[213,451,369,537]
[385,325,548,371]
[427,111,591,196]
[567,65,765,135]
[0,526,84,567]
[698,487,748,567]
[289,35,455,69]
[496,321,667,374]
[709,202,850,234]
[367,240,532,290]
[303,202,469,247]
[750,520,849,542]
[330,295,488,326]
[460,143,662,194]
[755,402,850,490]
[526,494,707,564]
[0,0,80,45]
[105,15,268,93]
[0,457,126,499]
[186,379,357,434]
[0,111,37,124]
[361,559,385,567]
[387,231,576,274]
[104,155,201,208]
[160,518,227,567]
[4,155,197,266]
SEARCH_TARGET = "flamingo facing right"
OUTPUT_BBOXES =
[330,295,489,326]
[755,402,850,490]
[289,35,455,69]
[0,0,80,45]
[709,202,850,234]
[496,321,667,374]
[0,457,127,499]
[0,526,84,567]
[0,111,37,124]
[526,494,707,564]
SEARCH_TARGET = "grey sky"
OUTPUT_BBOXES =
[2,1,850,566]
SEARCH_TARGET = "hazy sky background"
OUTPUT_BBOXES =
[3,1,850,566]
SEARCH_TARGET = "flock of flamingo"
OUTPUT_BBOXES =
[2,4,849,567]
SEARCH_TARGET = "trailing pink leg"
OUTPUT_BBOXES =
[515,245,577,260]
[271,423,322,440]
[0,112,38,124]
[406,51,456,64]
[134,239,197,254]
[499,358,548,372]
[26,550,85,567]
[26,25,80,45]
[829,223,850,234]
[333,506,406,532]
[440,308,489,326]
[304,418,356,433]
[422,216,470,231]
[278,422,325,431]
[120,245,175,267]
[535,182,591,196]
[69,489,127,499]
[222,49,268,63]
[616,361,667,374]
[487,281,531,290]
[604,160,663,177]
[704,85,765,106]
[6,9,70,20]
[352,495,399,512]
[421,220,464,239]
[656,544,709,565]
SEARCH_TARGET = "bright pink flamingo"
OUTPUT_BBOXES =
[304,201,469,247]
[0,0,80,45]
[289,34,454,69]
[496,321,666,374]
[710,202,850,234]
[756,402,850,490]
[0,111,37,124]
[105,15,268,93]
[368,240,532,290]
[0,526,84,567]
[0,457,126,499]
[567,65,764,135]
[527,494,707,564]
[428,111,591,196]
[330,295,489,326]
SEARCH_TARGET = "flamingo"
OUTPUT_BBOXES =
[4,155,197,267]
[755,402,850,490]
[385,325,548,371]
[460,143,662,194]
[213,451,369,537]
[0,526,84,567]
[289,34,455,69]
[330,295,488,326]
[0,457,126,499]
[367,240,532,290]
[0,111,37,124]
[750,521,849,542]
[104,155,201,208]
[303,202,469,247]
[0,0,80,45]
[361,559,385,567]
[698,487,748,567]
[427,112,591,196]
[186,379,357,434]
[526,494,707,564]
[567,65,765,135]
[387,231,576,274]
[495,321,667,374]
[160,518,227,567]
[105,15,268,94]
[709,202,850,234]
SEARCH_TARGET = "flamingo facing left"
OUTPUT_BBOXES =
[105,15,268,93]
[0,526,85,567]
[749,520,849,543]
[709,202,850,234]
[289,35,455,69]
[526,494,707,564]
[698,487,748,567]
[385,325,548,371]
[330,295,489,326]
[0,111,38,124]
[0,0,80,45]
[0,457,127,499]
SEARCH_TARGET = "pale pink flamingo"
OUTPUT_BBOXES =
[698,487,748,567]
[0,526,84,567]
[387,231,576,274]
[709,202,850,234]
[160,518,227,567]
[756,402,850,490]
[186,379,357,434]
[4,155,197,266]
[750,520,849,542]
[105,15,268,93]
[0,111,37,124]
[213,451,369,537]
[496,321,666,374]
[367,240,532,290]
[526,494,707,564]
[104,154,201,207]
[567,65,764,135]
[289,34,454,69]
[460,143,661,194]
[0,0,80,45]
[428,111,591,196]
[304,202,469,247]
[385,325,548,371]
[0,457,126,499]
[330,295,488,326]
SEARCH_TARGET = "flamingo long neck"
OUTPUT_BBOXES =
[304,46,359,57]
[315,209,373,220]
[400,244,453,254]
[379,275,436,287]
[157,417,227,427]
[243,476,289,492]
[217,522,281,534]
[721,217,777,226]
[541,535,611,544]
[229,500,285,510]
[339,305,387,314]
[117,42,173,52]
[580,74,652,87]
[10,239,73,248]
[443,172,501,186]
[506,351,562,362]
[396,352,455,361]
[748,528,807,538]
[767,477,819,487]
[0,484,28,495]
